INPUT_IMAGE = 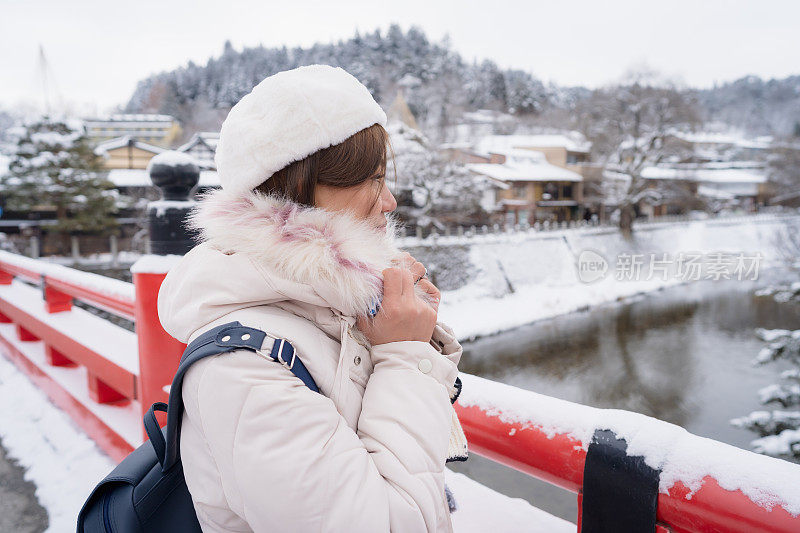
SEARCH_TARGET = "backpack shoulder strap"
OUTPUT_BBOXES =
[145,321,319,472]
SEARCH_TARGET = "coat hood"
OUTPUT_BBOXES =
[157,188,405,343]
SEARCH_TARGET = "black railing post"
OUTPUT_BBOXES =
[146,152,199,255]
[580,429,661,532]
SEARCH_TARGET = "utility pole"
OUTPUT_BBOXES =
[35,44,63,116]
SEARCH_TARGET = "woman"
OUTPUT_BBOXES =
[157,65,468,533]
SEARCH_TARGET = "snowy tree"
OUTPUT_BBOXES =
[731,222,800,458]
[1,117,118,234]
[577,71,700,233]
[503,69,546,115]
[731,328,800,458]
[0,109,15,145]
[767,141,800,206]
[465,60,507,111]
[695,75,800,137]
[387,122,489,230]
[123,25,552,136]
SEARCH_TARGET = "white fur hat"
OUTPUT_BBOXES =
[214,64,387,194]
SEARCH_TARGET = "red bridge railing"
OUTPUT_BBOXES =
[0,250,182,459]
[0,249,799,531]
[454,374,800,532]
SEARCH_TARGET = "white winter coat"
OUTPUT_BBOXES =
[157,189,468,533]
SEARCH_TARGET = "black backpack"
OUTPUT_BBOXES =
[77,321,319,532]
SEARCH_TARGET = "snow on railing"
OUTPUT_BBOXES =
[0,251,186,460]
[0,250,135,319]
[455,373,800,532]
[0,253,137,403]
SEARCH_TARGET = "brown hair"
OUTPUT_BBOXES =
[254,123,395,206]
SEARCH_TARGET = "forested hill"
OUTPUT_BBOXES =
[124,24,800,138]
[695,75,800,137]
[124,25,559,134]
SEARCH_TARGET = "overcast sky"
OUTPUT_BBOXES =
[2,0,798,114]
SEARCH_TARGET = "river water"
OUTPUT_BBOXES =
[448,267,800,523]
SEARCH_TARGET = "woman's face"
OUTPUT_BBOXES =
[315,174,397,232]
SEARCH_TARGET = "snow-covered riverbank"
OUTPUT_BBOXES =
[422,215,798,340]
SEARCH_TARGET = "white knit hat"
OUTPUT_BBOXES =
[214,64,387,194]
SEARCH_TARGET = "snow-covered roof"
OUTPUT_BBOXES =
[467,150,583,183]
[468,164,582,182]
[642,166,767,184]
[476,133,591,154]
[84,114,175,123]
[673,131,773,150]
[106,168,220,188]
[178,132,220,152]
[461,109,516,124]
[94,136,166,156]
[697,185,736,200]
[693,161,764,170]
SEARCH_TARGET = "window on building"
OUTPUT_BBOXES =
[543,182,558,200]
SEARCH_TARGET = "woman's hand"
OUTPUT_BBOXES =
[357,266,438,345]
[394,252,441,311]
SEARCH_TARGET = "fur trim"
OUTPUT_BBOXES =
[188,188,402,317]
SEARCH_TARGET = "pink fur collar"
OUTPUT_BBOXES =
[187,188,402,317]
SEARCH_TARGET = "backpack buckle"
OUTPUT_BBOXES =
[257,338,297,370]
[275,339,296,370]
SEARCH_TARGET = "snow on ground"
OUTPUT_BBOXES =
[0,353,114,533]
[445,470,573,532]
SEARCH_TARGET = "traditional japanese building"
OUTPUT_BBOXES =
[466,149,584,224]
[94,136,165,170]
[177,132,220,169]
[83,114,181,147]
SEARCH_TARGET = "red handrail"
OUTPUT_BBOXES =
[0,260,41,284]
[0,253,136,321]
[43,275,136,321]
[0,254,139,406]
[454,398,800,532]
